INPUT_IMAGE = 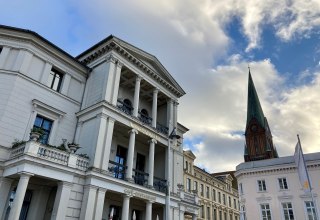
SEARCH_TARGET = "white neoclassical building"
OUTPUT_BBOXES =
[0,25,198,220]
[235,153,320,220]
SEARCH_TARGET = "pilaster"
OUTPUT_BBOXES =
[126,129,138,181]
[51,181,73,220]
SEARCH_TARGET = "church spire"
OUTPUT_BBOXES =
[244,69,278,162]
[246,69,265,129]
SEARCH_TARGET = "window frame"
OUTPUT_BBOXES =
[281,202,295,220]
[260,203,272,220]
[48,68,64,92]
[304,201,318,220]
[278,177,289,190]
[257,180,267,192]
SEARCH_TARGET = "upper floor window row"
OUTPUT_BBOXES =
[257,180,267,192]
[278,177,288,190]
[48,68,63,92]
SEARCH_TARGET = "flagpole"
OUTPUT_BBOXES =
[297,135,318,217]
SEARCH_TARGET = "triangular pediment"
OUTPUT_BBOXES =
[77,35,185,97]
[184,150,196,159]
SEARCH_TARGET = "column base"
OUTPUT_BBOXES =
[147,185,155,190]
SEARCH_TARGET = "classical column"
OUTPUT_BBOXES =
[126,129,138,181]
[111,61,123,105]
[27,186,51,220]
[133,75,142,117]
[51,182,73,220]
[152,88,158,128]
[0,178,13,219]
[148,139,157,188]
[173,101,178,128]
[80,185,98,220]
[121,195,131,220]
[145,201,153,220]
[95,188,107,220]
[8,172,33,220]
[104,55,117,102]
[179,210,185,220]
[101,117,115,170]
[93,114,108,168]
[167,99,174,134]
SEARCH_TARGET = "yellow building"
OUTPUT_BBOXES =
[183,150,240,220]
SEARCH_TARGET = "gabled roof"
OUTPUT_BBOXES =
[184,150,196,160]
[246,70,265,128]
[77,35,186,97]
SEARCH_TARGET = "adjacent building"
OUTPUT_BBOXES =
[184,151,240,220]
[235,71,320,220]
[0,25,198,220]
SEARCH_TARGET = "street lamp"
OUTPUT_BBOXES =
[166,128,180,220]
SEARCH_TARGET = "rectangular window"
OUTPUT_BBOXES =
[219,211,222,220]
[194,181,198,192]
[201,205,205,218]
[223,194,226,205]
[207,207,211,220]
[213,189,216,201]
[305,201,318,220]
[0,46,2,54]
[230,214,233,220]
[186,178,191,192]
[213,209,217,220]
[224,212,227,220]
[260,203,272,220]
[282,202,294,220]
[33,115,53,144]
[114,146,127,179]
[218,192,221,203]
[239,183,243,194]
[47,68,63,91]
[278,178,288,190]
[257,180,267,192]
[200,184,204,196]
[234,198,237,209]
[206,186,210,198]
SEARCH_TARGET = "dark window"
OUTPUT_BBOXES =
[109,205,121,220]
[123,99,133,115]
[114,146,127,179]
[48,68,63,91]
[0,46,3,54]
[132,210,141,220]
[134,153,146,185]
[4,189,32,220]
[33,115,53,144]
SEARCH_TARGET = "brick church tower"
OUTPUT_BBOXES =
[244,70,278,162]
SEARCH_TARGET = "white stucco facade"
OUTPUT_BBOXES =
[235,153,320,220]
[0,25,198,220]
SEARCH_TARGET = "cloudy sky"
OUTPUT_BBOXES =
[2,0,320,172]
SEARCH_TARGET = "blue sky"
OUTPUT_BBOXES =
[1,0,320,172]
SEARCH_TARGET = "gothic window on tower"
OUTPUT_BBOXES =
[254,136,259,154]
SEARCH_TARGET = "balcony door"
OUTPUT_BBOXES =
[135,153,145,185]
[114,146,127,179]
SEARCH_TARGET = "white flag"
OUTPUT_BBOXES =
[294,140,311,192]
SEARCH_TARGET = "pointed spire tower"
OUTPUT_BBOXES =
[244,69,278,162]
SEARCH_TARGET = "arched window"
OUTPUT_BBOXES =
[123,99,133,115]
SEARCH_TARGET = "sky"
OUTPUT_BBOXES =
[1,0,320,172]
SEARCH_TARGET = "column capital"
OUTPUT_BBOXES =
[84,184,99,191]
[148,138,157,144]
[129,128,138,135]
[166,98,174,104]
[116,60,123,68]
[96,113,108,120]
[153,88,159,94]
[123,194,133,199]
[136,75,142,82]
[98,187,107,194]
[18,172,34,178]
[108,117,116,123]
[77,121,84,127]
[106,54,117,64]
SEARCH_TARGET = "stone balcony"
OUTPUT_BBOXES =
[10,141,89,171]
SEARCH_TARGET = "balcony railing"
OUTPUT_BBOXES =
[156,123,168,135]
[117,100,133,115]
[108,160,127,180]
[133,169,148,186]
[153,176,167,193]
[10,141,89,171]
[138,111,152,126]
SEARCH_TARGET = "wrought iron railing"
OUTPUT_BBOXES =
[153,177,167,193]
[108,160,127,180]
[156,123,168,135]
[117,100,133,115]
[138,111,152,125]
[133,169,149,186]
